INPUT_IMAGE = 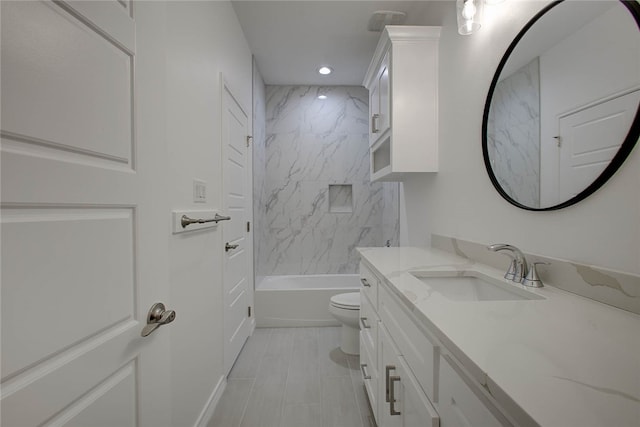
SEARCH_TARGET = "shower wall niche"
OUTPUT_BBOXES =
[253,85,399,276]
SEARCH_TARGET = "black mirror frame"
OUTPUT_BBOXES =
[482,0,640,211]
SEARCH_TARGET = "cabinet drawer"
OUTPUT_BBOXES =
[379,283,439,402]
[439,355,507,427]
[360,331,378,422]
[359,261,379,308]
[359,291,378,364]
[380,325,439,427]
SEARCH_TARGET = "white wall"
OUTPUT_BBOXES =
[539,4,639,206]
[162,2,253,426]
[401,1,640,275]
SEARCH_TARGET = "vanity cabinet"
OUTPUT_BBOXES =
[363,26,441,182]
[379,324,439,427]
[359,260,509,427]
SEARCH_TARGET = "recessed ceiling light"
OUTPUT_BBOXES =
[318,66,332,75]
[318,95,327,100]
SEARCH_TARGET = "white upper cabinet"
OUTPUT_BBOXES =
[363,26,441,182]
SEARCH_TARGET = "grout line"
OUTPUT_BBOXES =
[236,328,271,427]
[278,328,295,426]
[347,353,368,427]
[235,378,256,427]
[319,327,326,427]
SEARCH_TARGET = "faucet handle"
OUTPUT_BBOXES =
[522,262,549,288]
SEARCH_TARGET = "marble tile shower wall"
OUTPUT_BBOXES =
[257,86,398,276]
[252,61,268,282]
[487,58,540,207]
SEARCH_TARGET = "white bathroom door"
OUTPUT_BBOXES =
[558,90,640,200]
[222,81,252,375]
[1,1,171,426]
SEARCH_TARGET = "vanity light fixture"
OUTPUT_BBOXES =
[318,95,328,100]
[318,66,333,75]
[457,0,484,35]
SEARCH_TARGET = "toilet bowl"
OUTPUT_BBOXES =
[328,292,360,355]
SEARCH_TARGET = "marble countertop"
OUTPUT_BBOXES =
[357,247,640,427]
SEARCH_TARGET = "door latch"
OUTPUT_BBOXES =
[141,302,176,337]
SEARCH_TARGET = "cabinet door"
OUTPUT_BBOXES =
[369,77,380,146]
[380,326,439,427]
[377,52,390,136]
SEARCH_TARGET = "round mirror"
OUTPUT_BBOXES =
[483,0,640,210]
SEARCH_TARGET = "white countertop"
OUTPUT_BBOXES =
[358,247,640,427]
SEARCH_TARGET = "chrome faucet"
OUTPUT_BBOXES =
[487,244,529,283]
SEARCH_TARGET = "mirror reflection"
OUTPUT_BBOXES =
[485,1,640,209]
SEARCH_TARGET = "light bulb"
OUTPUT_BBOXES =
[465,21,474,33]
[462,0,477,21]
[457,0,483,35]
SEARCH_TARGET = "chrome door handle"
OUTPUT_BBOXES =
[225,242,239,252]
[141,302,176,337]
[389,375,401,415]
[360,317,371,329]
[360,364,371,380]
[385,365,395,402]
[360,278,371,287]
[372,113,380,133]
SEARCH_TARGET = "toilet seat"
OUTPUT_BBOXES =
[330,292,360,310]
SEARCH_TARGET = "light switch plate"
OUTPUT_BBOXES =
[193,179,206,203]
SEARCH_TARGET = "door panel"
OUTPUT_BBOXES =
[60,363,137,427]
[378,53,390,135]
[222,83,251,375]
[1,0,134,165]
[559,90,640,199]
[369,81,380,146]
[1,2,170,426]
[1,207,135,377]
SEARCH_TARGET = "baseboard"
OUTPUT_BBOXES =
[195,374,226,427]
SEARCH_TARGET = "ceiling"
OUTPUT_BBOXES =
[231,1,451,86]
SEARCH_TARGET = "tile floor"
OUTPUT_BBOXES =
[208,327,376,427]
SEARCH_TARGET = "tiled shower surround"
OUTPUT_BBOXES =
[487,58,541,207]
[253,85,399,276]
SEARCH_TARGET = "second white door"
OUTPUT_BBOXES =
[222,81,252,375]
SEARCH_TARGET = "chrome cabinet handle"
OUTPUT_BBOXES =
[225,242,239,252]
[360,364,371,380]
[141,302,176,337]
[360,278,371,287]
[385,365,395,402]
[389,375,401,415]
[360,317,371,329]
[371,113,380,133]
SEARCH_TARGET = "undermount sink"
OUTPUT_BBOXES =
[409,270,545,302]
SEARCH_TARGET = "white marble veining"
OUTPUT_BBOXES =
[253,61,269,278]
[432,234,640,315]
[358,246,640,427]
[488,58,541,207]
[256,86,398,276]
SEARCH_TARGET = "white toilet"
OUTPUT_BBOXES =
[328,292,361,355]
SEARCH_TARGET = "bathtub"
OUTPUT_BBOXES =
[255,274,360,327]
